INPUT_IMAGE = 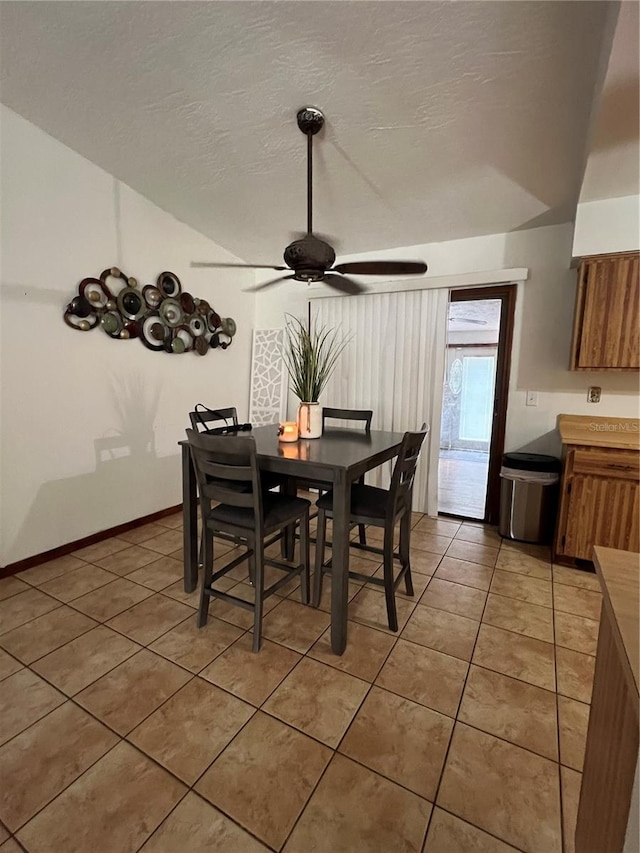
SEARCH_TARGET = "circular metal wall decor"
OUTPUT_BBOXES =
[63,268,236,358]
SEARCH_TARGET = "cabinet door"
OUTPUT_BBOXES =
[573,253,639,369]
[563,474,639,559]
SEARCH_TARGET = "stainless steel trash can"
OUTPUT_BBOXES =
[499,453,561,544]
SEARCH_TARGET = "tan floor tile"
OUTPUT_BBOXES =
[313,576,364,614]
[1,837,22,852]
[17,741,185,853]
[18,555,87,587]
[118,522,169,546]
[414,517,461,538]
[482,593,554,643]
[0,589,60,636]
[558,695,589,772]
[495,549,551,580]
[455,524,502,547]
[106,594,192,645]
[553,584,602,621]
[434,556,493,591]
[446,539,499,567]
[160,580,200,609]
[410,530,452,555]
[130,677,254,783]
[459,665,558,760]
[201,634,301,705]
[157,512,183,530]
[261,599,330,653]
[348,587,416,634]
[0,824,8,843]
[473,624,556,691]
[502,540,551,561]
[197,712,331,850]
[409,549,442,576]
[76,649,191,735]
[437,723,562,853]
[0,650,22,682]
[0,577,30,601]
[555,612,599,656]
[0,702,118,832]
[92,545,161,576]
[420,578,486,621]
[490,570,552,607]
[561,765,582,853]
[149,615,244,673]
[308,620,395,682]
[340,686,453,799]
[142,530,185,556]
[125,556,184,591]
[31,625,140,696]
[264,657,368,748]
[556,647,595,703]
[369,565,430,599]
[553,565,601,592]
[71,578,154,622]
[283,753,431,853]
[0,606,97,664]
[0,669,65,746]
[375,639,468,717]
[203,577,280,630]
[71,537,130,562]
[39,566,118,603]
[141,791,268,852]
[424,807,520,852]
[402,604,479,661]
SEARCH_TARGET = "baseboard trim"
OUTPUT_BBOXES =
[1,504,183,578]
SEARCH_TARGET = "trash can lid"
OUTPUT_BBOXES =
[502,452,561,473]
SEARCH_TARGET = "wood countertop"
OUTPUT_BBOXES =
[593,546,640,699]
[558,414,640,450]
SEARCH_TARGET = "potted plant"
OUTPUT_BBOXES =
[281,314,351,438]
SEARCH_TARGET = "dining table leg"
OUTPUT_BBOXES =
[330,468,350,655]
[182,444,198,593]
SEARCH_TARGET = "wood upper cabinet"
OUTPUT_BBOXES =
[555,446,640,560]
[570,251,640,370]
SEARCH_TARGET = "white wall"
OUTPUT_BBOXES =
[255,223,639,459]
[573,195,640,256]
[0,106,255,565]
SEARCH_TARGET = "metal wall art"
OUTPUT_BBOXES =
[63,268,236,355]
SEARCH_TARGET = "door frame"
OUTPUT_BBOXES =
[442,283,517,524]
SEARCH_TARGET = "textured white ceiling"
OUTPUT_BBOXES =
[0,1,611,262]
[580,1,640,203]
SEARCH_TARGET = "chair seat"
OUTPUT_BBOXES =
[317,483,388,521]
[210,492,311,531]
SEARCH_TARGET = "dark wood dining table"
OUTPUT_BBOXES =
[181,424,405,654]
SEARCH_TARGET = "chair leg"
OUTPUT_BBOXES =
[382,525,398,632]
[299,510,311,605]
[248,550,256,586]
[197,527,214,628]
[312,509,327,607]
[252,540,264,653]
[358,523,367,545]
[399,510,414,597]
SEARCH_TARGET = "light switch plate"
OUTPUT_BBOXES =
[526,390,538,407]
[588,386,601,403]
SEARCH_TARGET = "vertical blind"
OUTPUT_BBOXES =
[311,288,449,514]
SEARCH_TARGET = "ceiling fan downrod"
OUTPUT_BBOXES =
[296,107,324,236]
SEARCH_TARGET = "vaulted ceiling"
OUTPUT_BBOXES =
[0,1,613,261]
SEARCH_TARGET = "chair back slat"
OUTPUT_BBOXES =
[322,407,373,432]
[388,424,429,515]
[189,406,239,433]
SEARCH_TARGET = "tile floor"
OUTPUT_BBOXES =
[0,507,601,852]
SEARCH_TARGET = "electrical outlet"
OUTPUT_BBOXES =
[526,390,538,407]
[588,386,601,403]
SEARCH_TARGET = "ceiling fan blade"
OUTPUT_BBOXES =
[191,262,288,271]
[323,273,365,296]
[333,261,428,276]
[243,274,296,293]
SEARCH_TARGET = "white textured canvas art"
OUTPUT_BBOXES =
[249,329,288,426]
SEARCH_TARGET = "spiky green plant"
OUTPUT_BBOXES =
[281,314,351,402]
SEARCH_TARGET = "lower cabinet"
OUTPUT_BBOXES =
[555,447,640,561]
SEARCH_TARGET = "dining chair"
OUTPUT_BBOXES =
[186,429,311,652]
[189,406,238,433]
[312,424,429,631]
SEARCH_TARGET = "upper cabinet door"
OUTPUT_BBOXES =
[571,252,640,370]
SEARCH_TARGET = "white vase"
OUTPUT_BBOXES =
[297,402,322,439]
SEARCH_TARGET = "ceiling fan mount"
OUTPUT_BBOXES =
[192,107,428,294]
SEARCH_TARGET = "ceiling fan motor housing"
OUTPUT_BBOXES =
[284,235,336,280]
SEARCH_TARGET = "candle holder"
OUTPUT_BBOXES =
[278,422,299,443]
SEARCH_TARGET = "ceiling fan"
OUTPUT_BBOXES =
[191,107,428,295]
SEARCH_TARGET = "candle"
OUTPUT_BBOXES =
[278,422,299,443]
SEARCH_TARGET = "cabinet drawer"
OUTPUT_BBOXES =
[571,449,640,481]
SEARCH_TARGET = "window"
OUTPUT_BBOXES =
[459,356,495,442]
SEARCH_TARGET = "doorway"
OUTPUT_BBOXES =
[438,285,516,523]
